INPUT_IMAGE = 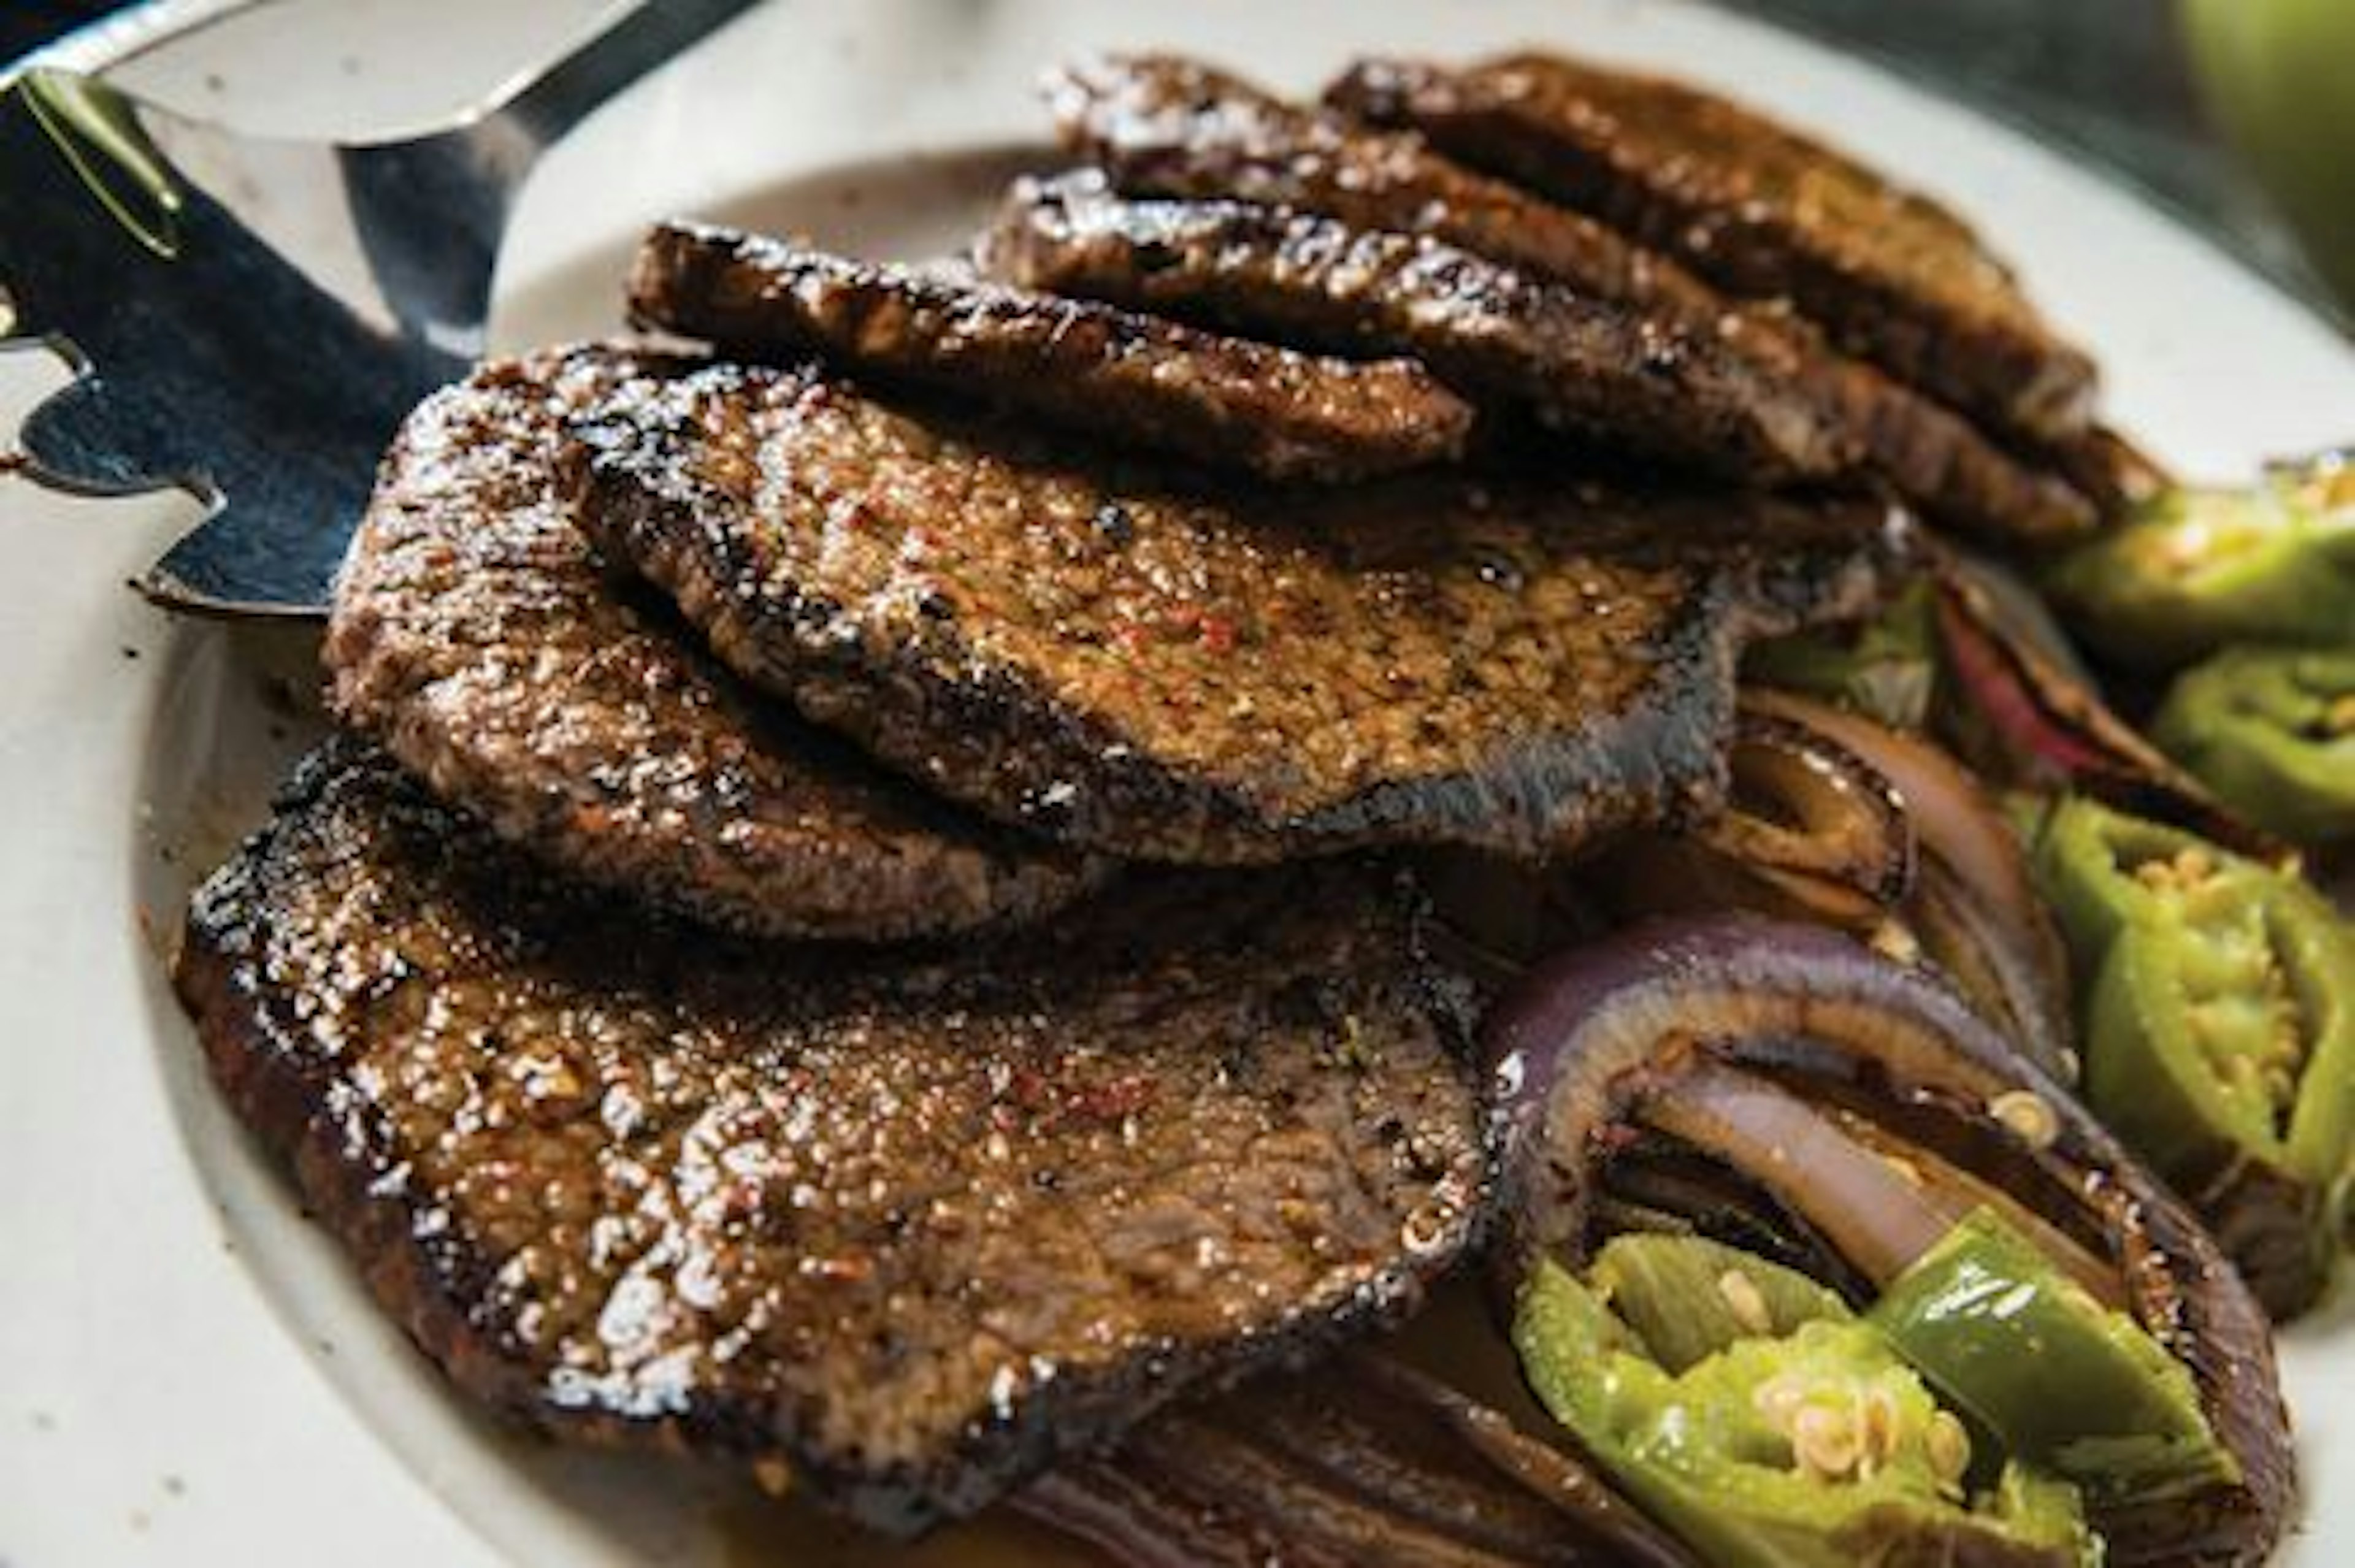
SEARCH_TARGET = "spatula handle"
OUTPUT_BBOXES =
[493,0,764,153]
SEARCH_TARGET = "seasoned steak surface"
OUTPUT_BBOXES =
[1049,53,1695,312]
[986,175,2098,543]
[1328,55,2100,443]
[1047,57,2100,543]
[981,174,1853,487]
[175,742,1489,1532]
[627,221,1471,483]
[324,348,1098,939]
[574,360,1909,864]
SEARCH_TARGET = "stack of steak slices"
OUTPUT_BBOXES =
[1043,52,2160,536]
[172,45,2143,1547]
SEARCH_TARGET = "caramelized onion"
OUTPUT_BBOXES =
[1745,691,2023,927]
[1702,708,1916,909]
[1640,1061,1972,1284]
[1644,1060,2118,1304]
[1744,688,2075,1071]
[1017,1350,1697,1567]
[1932,560,2280,860]
[1596,704,1915,931]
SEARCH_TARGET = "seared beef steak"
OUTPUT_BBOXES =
[986,174,2097,543]
[1046,57,2102,543]
[981,175,1853,487]
[1328,55,2100,444]
[1047,53,1692,308]
[175,742,1489,1532]
[626,221,1472,483]
[324,348,1099,940]
[573,361,1909,865]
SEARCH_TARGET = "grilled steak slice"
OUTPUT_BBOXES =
[573,360,1910,865]
[1048,58,2100,543]
[324,348,1099,940]
[985,172,2100,543]
[981,175,1851,486]
[1047,54,1707,312]
[626,220,1471,483]
[1328,55,2100,445]
[2043,421,2173,518]
[175,740,1489,1533]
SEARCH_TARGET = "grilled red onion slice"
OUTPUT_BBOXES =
[1697,706,1916,914]
[1017,1350,1697,1568]
[1593,702,1916,937]
[1932,562,2278,860]
[1744,688,2076,1071]
[1482,914,2293,1568]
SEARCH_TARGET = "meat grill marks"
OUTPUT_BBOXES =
[1327,55,2102,446]
[1044,55,2102,545]
[981,174,1853,488]
[626,220,1471,484]
[323,347,1100,941]
[175,741,1489,1533]
[986,173,2100,545]
[1046,53,1700,309]
[573,359,1909,866]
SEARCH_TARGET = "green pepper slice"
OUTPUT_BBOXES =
[2042,455,2355,670]
[1588,1232,1855,1372]
[1515,1253,2099,1568]
[1745,579,1939,730]
[2030,795,2355,1315]
[2153,644,2355,847]
[1871,1209,2235,1506]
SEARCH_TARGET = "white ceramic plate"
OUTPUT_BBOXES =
[4,2,2352,1563]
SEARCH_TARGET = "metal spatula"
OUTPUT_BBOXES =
[0,0,757,617]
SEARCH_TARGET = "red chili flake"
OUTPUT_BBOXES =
[1008,1067,1055,1111]
[719,1179,764,1223]
[804,1254,873,1283]
[1197,613,1238,654]
[1076,1073,1156,1122]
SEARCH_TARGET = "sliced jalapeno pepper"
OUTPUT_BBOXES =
[1870,1208,2236,1506]
[2152,644,2355,847]
[1515,1252,2100,1568]
[1587,1231,1855,1373]
[1745,579,1939,731]
[2031,795,2355,1317]
[2042,453,2355,670]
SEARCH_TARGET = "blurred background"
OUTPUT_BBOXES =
[4,0,2351,322]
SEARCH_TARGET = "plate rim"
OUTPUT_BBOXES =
[5,4,2353,1566]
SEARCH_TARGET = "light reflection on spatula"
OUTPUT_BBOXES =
[0,0,759,618]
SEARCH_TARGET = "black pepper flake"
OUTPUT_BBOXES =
[1133,239,1181,275]
[1472,551,1525,592]
[1092,502,1136,548]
